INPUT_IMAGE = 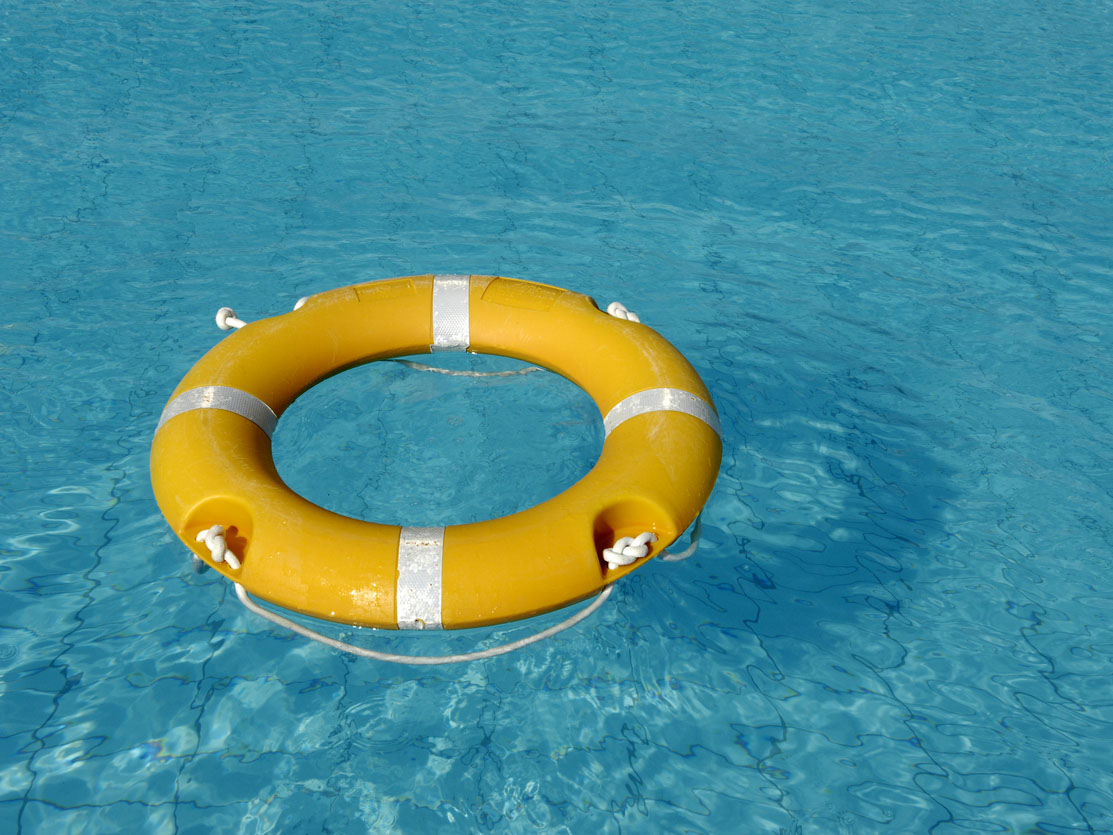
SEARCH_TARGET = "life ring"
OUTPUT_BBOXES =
[151,275,721,630]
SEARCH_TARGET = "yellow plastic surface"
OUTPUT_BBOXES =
[150,276,722,629]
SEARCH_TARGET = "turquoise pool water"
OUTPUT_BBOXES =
[3,0,1113,832]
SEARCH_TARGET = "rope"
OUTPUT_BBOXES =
[215,307,247,330]
[201,516,702,661]
[602,515,704,569]
[606,301,641,323]
[658,514,703,562]
[603,531,657,570]
[195,525,241,570]
[386,359,541,378]
[234,582,614,665]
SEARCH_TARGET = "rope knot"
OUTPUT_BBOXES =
[603,531,658,570]
[195,525,241,570]
[215,307,246,330]
[606,301,641,323]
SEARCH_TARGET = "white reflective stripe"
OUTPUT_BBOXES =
[156,386,278,437]
[396,526,445,630]
[431,274,470,352]
[602,387,721,438]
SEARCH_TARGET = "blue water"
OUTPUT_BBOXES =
[3,0,1113,832]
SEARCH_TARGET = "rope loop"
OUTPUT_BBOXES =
[234,582,614,665]
[197,513,703,661]
[388,358,541,378]
[658,515,703,562]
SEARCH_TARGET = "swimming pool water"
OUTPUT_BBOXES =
[3,0,1113,832]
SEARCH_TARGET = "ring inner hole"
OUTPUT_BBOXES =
[272,352,603,527]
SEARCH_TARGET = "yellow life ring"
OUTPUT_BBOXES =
[151,275,721,630]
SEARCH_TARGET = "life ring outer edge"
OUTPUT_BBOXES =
[150,275,722,629]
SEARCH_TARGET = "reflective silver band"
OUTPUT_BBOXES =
[602,387,721,438]
[396,526,445,630]
[156,386,278,437]
[431,274,470,352]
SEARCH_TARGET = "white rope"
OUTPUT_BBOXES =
[195,524,241,570]
[200,514,703,661]
[658,514,703,562]
[234,582,614,665]
[603,531,657,570]
[215,307,247,330]
[606,301,641,323]
[387,359,541,378]
[603,515,704,569]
